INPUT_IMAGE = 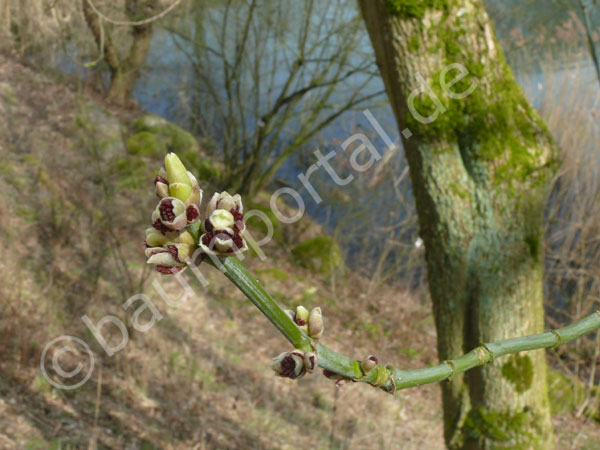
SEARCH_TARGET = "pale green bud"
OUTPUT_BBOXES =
[209,209,235,230]
[176,230,195,246]
[165,153,191,186]
[294,305,309,333]
[169,182,193,202]
[145,227,168,247]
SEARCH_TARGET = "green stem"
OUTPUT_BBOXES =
[210,256,600,394]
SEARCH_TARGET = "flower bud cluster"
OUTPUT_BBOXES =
[285,305,324,340]
[199,192,248,256]
[145,153,248,274]
[272,349,318,379]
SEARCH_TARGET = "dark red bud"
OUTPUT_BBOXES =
[186,205,200,221]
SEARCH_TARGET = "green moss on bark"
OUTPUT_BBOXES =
[501,353,534,393]
[386,0,450,19]
[406,61,557,187]
[399,4,558,189]
[463,407,545,449]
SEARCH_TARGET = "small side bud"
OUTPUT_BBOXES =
[304,352,318,373]
[272,351,306,379]
[154,174,169,198]
[294,305,309,333]
[361,355,378,373]
[186,171,202,206]
[295,305,309,323]
[308,307,323,340]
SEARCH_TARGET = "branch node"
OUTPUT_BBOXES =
[550,329,563,348]
[444,360,456,381]
[387,366,397,395]
[481,343,495,363]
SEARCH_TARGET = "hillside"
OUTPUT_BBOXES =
[0,54,597,449]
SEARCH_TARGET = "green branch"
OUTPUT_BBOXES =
[210,256,600,393]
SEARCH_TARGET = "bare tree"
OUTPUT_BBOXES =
[82,0,160,105]
[167,0,383,195]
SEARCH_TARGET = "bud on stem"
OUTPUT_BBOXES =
[272,350,306,379]
[165,153,192,187]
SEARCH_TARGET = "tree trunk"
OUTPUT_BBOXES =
[82,0,154,106]
[106,22,153,105]
[358,1,559,448]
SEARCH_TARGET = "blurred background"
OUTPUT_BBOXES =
[0,0,598,448]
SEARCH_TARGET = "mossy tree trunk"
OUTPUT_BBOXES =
[82,0,155,106]
[358,1,559,448]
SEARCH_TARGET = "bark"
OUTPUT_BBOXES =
[82,0,154,105]
[358,1,559,448]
